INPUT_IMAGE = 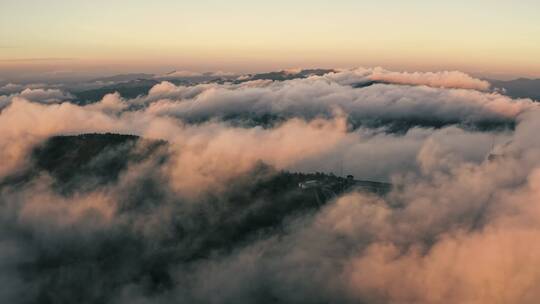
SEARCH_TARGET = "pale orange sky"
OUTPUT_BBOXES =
[1,0,539,79]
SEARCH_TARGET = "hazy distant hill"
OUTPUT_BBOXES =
[90,73,155,83]
[0,133,391,302]
[489,78,540,101]
[238,69,335,82]
[71,79,160,104]
[6,133,389,257]
[156,71,238,83]
[69,69,336,104]
[32,133,166,190]
[24,133,389,196]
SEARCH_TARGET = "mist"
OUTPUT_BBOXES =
[0,68,539,303]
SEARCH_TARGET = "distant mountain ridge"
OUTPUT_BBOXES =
[72,70,540,108]
[488,78,540,101]
[90,73,155,83]
[70,69,336,104]
[72,79,160,104]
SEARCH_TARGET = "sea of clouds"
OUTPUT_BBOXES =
[1,67,539,303]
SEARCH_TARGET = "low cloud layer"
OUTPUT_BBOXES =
[143,79,526,129]
[330,67,491,90]
[0,67,539,303]
[0,88,73,109]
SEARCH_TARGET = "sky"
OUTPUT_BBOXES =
[1,0,540,79]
